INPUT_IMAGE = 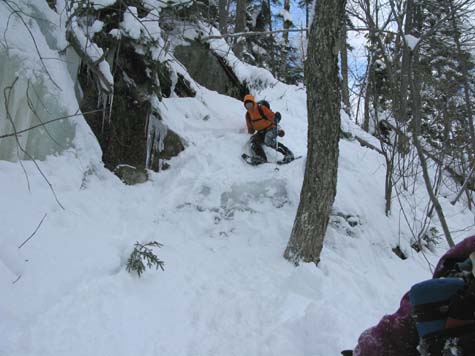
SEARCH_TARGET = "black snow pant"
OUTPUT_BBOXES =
[249,129,293,162]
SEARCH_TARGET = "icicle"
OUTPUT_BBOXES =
[107,92,114,123]
[169,67,178,97]
[145,109,168,170]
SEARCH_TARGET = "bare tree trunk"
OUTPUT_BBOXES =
[280,0,292,81]
[363,53,372,132]
[397,0,415,124]
[306,0,309,37]
[411,50,455,248]
[284,0,347,265]
[446,0,475,163]
[362,0,378,133]
[219,0,228,35]
[266,0,277,77]
[383,146,395,216]
[414,145,455,248]
[234,0,247,58]
[340,15,350,114]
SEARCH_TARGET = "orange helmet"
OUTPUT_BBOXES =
[243,94,255,106]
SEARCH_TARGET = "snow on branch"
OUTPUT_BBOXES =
[404,34,419,51]
[66,18,114,94]
[278,9,293,24]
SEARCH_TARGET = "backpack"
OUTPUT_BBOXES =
[257,100,281,123]
[258,100,270,110]
[409,260,475,356]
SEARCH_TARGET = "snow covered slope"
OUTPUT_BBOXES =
[1,3,474,352]
[2,75,474,356]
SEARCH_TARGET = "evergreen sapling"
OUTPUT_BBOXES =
[126,241,165,277]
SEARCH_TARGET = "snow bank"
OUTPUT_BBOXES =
[2,72,474,356]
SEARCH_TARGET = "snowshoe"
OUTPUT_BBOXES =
[242,153,302,166]
[241,153,266,165]
[276,155,302,165]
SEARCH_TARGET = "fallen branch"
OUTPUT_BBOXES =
[354,134,384,154]
[341,128,384,154]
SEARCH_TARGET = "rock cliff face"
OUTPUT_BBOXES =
[77,37,186,174]
[74,4,189,177]
[174,41,247,100]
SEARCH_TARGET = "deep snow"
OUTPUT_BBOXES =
[1,1,475,355]
[2,81,475,356]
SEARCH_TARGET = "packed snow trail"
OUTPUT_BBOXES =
[1,84,474,356]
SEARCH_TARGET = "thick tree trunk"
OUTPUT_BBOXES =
[284,0,347,265]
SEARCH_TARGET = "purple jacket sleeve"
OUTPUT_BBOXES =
[353,236,475,356]
[353,293,419,356]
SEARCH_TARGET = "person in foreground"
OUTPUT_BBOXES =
[344,236,475,356]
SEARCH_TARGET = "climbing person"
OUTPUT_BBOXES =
[345,236,475,356]
[242,94,294,165]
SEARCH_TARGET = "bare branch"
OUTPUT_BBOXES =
[202,28,308,40]
[2,0,62,90]
[0,109,104,140]
[18,213,47,249]
[66,27,113,94]
[451,165,475,205]
[26,80,63,148]
[12,274,22,284]
[4,78,65,209]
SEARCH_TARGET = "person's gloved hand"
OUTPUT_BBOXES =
[278,129,285,137]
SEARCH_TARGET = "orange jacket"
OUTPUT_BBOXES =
[245,103,275,134]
